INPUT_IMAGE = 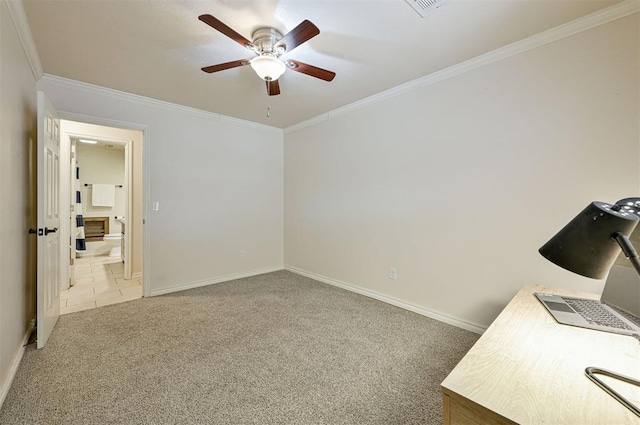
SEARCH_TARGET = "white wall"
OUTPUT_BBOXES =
[284,15,640,331]
[38,78,284,295]
[0,0,38,406]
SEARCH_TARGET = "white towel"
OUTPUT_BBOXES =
[92,184,115,207]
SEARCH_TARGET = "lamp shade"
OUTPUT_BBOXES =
[250,54,286,81]
[539,201,640,279]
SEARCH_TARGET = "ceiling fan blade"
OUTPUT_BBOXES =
[199,14,254,49]
[286,60,335,82]
[266,80,281,96]
[277,20,319,53]
[201,59,251,74]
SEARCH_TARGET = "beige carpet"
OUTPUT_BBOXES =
[0,270,478,424]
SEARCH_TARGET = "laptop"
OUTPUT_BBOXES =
[535,264,640,336]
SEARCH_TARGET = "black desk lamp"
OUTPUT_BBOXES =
[539,198,640,279]
[539,197,640,416]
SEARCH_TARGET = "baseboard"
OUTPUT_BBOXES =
[145,265,486,333]
[148,266,284,296]
[285,266,486,335]
[0,317,36,409]
[131,272,143,280]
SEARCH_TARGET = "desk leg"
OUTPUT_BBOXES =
[443,394,451,425]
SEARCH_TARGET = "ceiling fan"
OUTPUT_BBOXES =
[198,14,336,96]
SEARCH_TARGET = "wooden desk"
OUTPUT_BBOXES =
[441,284,640,424]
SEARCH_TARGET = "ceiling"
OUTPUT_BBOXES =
[23,0,622,129]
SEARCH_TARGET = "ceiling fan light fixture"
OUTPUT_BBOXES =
[199,15,334,95]
[250,54,286,81]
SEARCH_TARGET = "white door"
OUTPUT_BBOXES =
[36,91,61,349]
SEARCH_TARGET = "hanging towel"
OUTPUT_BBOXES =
[76,224,86,245]
[92,184,115,207]
[75,166,86,251]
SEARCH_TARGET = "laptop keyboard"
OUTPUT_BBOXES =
[610,305,640,327]
[562,297,634,331]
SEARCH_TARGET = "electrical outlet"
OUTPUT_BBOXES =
[240,250,246,259]
[389,267,398,280]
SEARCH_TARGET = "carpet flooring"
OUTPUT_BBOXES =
[0,270,478,424]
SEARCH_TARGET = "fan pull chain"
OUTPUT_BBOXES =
[266,82,271,118]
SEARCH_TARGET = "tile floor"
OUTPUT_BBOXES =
[60,256,143,315]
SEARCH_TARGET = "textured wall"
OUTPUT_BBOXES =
[0,0,38,406]
[38,77,284,295]
[284,15,640,330]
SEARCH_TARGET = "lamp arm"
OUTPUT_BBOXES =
[613,232,640,277]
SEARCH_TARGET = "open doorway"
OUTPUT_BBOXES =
[58,120,144,314]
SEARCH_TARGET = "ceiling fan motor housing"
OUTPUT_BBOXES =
[251,27,285,56]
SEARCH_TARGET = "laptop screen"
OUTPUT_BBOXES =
[601,229,640,318]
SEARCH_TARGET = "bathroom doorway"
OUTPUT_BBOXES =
[58,120,144,315]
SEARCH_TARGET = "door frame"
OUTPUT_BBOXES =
[59,127,72,292]
[61,131,133,277]
[57,111,151,297]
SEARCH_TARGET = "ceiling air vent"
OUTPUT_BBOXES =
[404,0,446,17]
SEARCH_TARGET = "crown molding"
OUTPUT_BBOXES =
[285,0,640,134]
[6,0,43,80]
[42,73,222,121]
[220,115,284,133]
[284,114,329,134]
[39,74,282,133]
[22,0,638,135]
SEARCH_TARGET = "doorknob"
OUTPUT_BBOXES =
[28,228,43,236]
[44,227,58,235]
